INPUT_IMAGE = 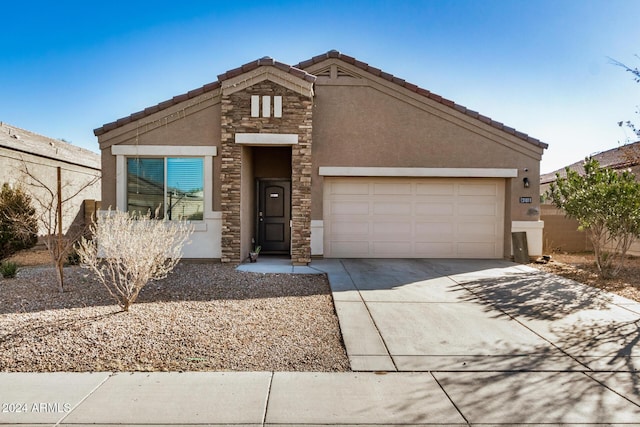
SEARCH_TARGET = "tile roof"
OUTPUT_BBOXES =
[94,50,549,150]
[295,50,547,149]
[1,122,100,170]
[540,140,640,184]
[94,57,315,137]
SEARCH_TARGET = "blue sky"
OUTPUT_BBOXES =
[1,0,639,173]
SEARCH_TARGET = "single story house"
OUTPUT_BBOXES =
[94,50,548,264]
[540,141,640,254]
[0,122,101,236]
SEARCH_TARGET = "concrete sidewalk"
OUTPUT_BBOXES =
[2,257,640,425]
[2,370,639,425]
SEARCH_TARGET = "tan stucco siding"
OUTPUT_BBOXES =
[99,99,222,211]
[310,83,543,224]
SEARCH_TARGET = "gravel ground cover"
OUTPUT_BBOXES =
[531,253,640,302]
[0,259,350,372]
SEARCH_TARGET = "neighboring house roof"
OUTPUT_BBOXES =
[93,50,548,150]
[0,122,100,170]
[540,141,640,184]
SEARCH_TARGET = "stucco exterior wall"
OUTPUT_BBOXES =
[0,148,101,236]
[310,83,543,222]
[540,205,591,253]
[98,93,222,211]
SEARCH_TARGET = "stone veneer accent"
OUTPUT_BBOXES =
[220,79,313,264]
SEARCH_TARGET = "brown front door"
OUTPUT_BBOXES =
[257,179,291,253]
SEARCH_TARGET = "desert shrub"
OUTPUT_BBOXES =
[66,249,81,266]
[0,183,38,260]
[548,158,640,278]
[76,209,193,311]
[0,261,18,278]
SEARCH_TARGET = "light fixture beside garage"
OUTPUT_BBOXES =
[523,177,530,188]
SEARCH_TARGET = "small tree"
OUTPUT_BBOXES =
[76,209,193,311]
[548,158,640,278]
[0,183,38,259]
[18,163,100,292]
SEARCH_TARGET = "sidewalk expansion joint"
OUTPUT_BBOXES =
[430,371,470,426]
[261,371,274,426]
[339,259,399,372]
[54,372,114,426]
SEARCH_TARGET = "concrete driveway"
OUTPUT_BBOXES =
[315,258,640,423]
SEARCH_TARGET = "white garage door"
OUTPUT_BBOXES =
[323,177,505,258]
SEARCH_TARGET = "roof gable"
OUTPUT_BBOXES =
[296,50,547,150]
[220,59,314,98]
[94,50,548,151]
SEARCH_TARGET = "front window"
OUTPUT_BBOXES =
[127,157,204,220]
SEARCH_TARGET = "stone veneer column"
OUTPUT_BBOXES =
[291,103,313,265]
[220,96,241,263]
[220,77,313,264]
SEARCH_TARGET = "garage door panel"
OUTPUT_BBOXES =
[331,201,370,215]
[373,202,412,215]
[332,221,369,235]
[372,222,412,236]
[416,183,455,195]
[458,222,498,236]
[374,183,412,195]
[457,203,498,216]
[415,242,455,256]
[415,202,455,216]
[331,182,370,195]
[458,183,498,196]
[372,242,416,257]
[324,177,504,258]
[330,241,370,257]
[416,221,454,233]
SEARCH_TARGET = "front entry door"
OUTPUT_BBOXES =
[257,179,291,253]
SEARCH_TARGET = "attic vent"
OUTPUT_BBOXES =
[314,66,332,77]
[336,66,359,78]
[10,134,19,139]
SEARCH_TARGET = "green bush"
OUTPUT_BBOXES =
[0,261,18,278]
[0,183,38,260]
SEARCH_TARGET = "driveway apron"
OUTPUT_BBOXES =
[327,258,640,423]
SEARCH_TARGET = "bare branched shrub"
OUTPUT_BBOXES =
[18,162,100,292]
[76,209,193,311]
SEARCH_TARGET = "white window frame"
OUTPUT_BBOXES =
[112,145,216,220]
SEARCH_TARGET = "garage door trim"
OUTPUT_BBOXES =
[319,166,518,178]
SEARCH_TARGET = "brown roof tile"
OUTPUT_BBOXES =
[294,50,548,149]
[541,141,640,183]
[94,50,549,150]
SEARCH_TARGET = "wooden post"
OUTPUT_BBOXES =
[57,166,64,291]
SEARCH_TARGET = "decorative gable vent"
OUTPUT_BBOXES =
[314,66,332,77]
[313,64,360,79]
[251,95,282,118]
[336,66,359,78]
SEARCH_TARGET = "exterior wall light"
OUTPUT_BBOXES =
[523,177,530,188]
